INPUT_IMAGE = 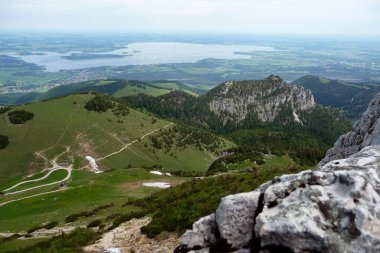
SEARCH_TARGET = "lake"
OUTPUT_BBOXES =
[3,42,277,72]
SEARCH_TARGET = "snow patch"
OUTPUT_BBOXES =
[166,172,172,176]
[85,156,102,174]
[104,248,121,253]
[150,171,163,175]
[143,182,171,189]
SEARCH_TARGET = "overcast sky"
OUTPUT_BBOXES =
[1,0,379,36]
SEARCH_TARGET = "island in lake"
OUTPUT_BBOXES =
[61,53,128,60]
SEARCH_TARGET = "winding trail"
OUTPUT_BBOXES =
[98,122,173,161]
[0,188,67,207]
[0,185,84,207]
[4,167,72,196]
[3,168,69,193]
[0,122,174,207]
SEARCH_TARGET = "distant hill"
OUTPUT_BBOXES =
[292,75,380,119]
[124,75,351,165]
[0,79,201,105]
[0,93,232,182]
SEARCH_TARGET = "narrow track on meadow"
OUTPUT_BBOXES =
[3,146,71,193]
[4,167,72,196]
[97,122,173,161]
[0,122,173,207]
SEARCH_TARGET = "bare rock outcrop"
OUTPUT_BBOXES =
[176,146,380,253]
[207,75,315,123]
[320,93,380,165]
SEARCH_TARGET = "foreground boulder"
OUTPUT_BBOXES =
[176,146,380,253]
[320,93,380,165]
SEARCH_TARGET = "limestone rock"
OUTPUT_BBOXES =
[181,214,217,248]
[320,93,380,165]
[208,75,315,123]
[215,191,262,248]
[178,146,380,253]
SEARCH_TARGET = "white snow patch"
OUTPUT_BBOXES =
[166,172,172,176]
[104,248,121,253]
[85,156,102,174]
[150,171,163,176]
[143,182,171,189]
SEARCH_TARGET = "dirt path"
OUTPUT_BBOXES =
[0,188,67,207]
[97,122,173,162]
[4,167,72,196]
[3,146,72,195]
[84,217,179,253]
[0,123,173,208]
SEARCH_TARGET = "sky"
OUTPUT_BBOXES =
[1,0,380,36]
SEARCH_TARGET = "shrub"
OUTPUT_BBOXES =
[87,219,102,228]
[0,135,9,149]
[27,221,59,233]
[13,228,100,253]
[65,204,113,223]
[85,95,115,112]
[108,210,147,231]
[8,110,34,124]
[44,221,59,230]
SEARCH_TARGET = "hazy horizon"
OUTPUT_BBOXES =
[1,0,380,36]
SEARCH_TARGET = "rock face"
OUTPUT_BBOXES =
[176,146,380,253]
[207,75,315,123]
[320,93,380,165]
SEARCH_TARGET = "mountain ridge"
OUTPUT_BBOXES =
[206,75,315,123]
[292,75,380,119]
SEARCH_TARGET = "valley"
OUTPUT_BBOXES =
[1,0,379,252]
[0,74,353,252]
[1,34,379,98]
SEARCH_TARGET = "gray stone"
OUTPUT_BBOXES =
[180,146,380,253]
[181,214,217,248]
[208,75,315,124]
[215,190,261,248]
[320,93,380,165]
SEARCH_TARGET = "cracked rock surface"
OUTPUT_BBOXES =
[320,93,380,165]
[176,146,380,253]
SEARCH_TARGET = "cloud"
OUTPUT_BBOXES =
[0,0,379,35]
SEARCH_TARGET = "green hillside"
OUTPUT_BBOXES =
[292,75,380,119]
[124,79,351,165]
[0,79,202,106]
[0,93,233,183]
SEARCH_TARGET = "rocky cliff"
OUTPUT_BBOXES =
[176,146,380,253]
[176,93,380,253]
[207,75,315,123]
[320,93,380,165]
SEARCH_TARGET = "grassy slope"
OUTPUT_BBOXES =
[0,94,230,184]
[0,168,185,232]
[112,84,170,97]
[3,169,68,193]
[0,79,196,106]
[0,155,299,235]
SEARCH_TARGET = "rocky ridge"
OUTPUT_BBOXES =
[176,146,380,253]
[207,75,315,123]
[320,93,380,165]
